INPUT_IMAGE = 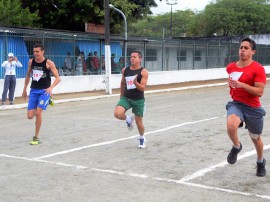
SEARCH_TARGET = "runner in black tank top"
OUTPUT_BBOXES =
[30,58,51,89]
[22,44,60,145]
[114,51,149,148]
[123,66,144,100]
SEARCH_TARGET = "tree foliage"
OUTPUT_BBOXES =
[130,0,270,37]
[0,0,39,27]
[20,0,157,32]
[191,0,270,36]
[129,10,196,38]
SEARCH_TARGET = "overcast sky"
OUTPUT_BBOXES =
[151,0,213,15]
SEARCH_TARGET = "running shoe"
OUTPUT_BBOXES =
[256,159,266,177]
[30,136,41,145]
[227,143,242,164]
[138,137,146,149]
[49,97,55,107]
[126,113,135,131]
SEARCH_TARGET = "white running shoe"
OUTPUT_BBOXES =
[138,137,146,149]
[126,113,135,131]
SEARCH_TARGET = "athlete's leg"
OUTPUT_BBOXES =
[34,107,43,138]
[250,135,264,161]
[27,109,36,119]
[114,105,127,120]
[114,97,131,120]
[227,114,242,147]
[135,116,144,136]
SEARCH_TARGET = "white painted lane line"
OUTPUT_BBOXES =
[180,182,270,200]
[155,178,270,200]
[0,153,88,169]
[35,116,220,160]
[178,144,270,183]
[1,153,270,200]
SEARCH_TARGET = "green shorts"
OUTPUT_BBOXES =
[117,96,145,117]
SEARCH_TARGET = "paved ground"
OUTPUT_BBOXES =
[1,79,270,202]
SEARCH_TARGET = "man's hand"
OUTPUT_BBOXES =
[22,90,27,100]
[229,79,243,88]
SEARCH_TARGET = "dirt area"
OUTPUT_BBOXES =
[12,78,228,105]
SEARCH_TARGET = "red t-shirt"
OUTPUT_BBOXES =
[226,61,266,108]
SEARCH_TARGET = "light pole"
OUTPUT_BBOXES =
[105,0,112,94]
[109,4,128,68]
[166,0,177,38]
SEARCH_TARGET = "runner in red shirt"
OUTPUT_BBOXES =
[226,37,266,177]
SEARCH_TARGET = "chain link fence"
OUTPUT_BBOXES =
[1,26,270,79]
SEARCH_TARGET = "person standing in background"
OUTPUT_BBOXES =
[64,52,72,72]
[92,51,100,74]
[76,51,85,75]
[1,53,23,105]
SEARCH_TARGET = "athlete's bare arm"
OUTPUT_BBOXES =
[46,59,61,95]
[22,59,33,99]
[134,69,148,92]
[120,67,126,97]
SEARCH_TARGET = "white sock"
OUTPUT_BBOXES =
[126,116,131,123]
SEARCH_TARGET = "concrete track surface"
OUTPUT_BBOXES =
[1,80,270,202]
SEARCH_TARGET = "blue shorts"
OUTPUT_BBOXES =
[28,89,50,110]
[226,101,266,134]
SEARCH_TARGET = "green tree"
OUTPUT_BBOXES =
[192,0,270,36]
[0,0,39,27]
[20,0,157,32]
[129,10,196,38]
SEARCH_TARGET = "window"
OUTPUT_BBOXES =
[194,50,201,61]
[146,49,157,61]
[177,50,186,61]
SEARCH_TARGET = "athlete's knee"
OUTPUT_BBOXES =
[249,132,260,140]
[135,116,143,125]
[27,114,34,119]
[27,111,35,119]
[114,106,125,119]
[227,122,238,134]
[114,110,122,119]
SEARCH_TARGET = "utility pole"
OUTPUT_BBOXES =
[109,4,128,70]
[104,0,112,94]
[166,0,178,38]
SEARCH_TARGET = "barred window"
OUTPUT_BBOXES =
[194,50,201,61]
[177,50,186,61]
[146,49,157,61]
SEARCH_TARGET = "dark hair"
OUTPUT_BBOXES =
[131,50,142,58]
[241,37,256,50]
[34,44,45,51]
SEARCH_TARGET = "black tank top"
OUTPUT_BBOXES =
[30,58,51,89]
[124,66,144,100]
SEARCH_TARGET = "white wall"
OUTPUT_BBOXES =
[1,66,270,98]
